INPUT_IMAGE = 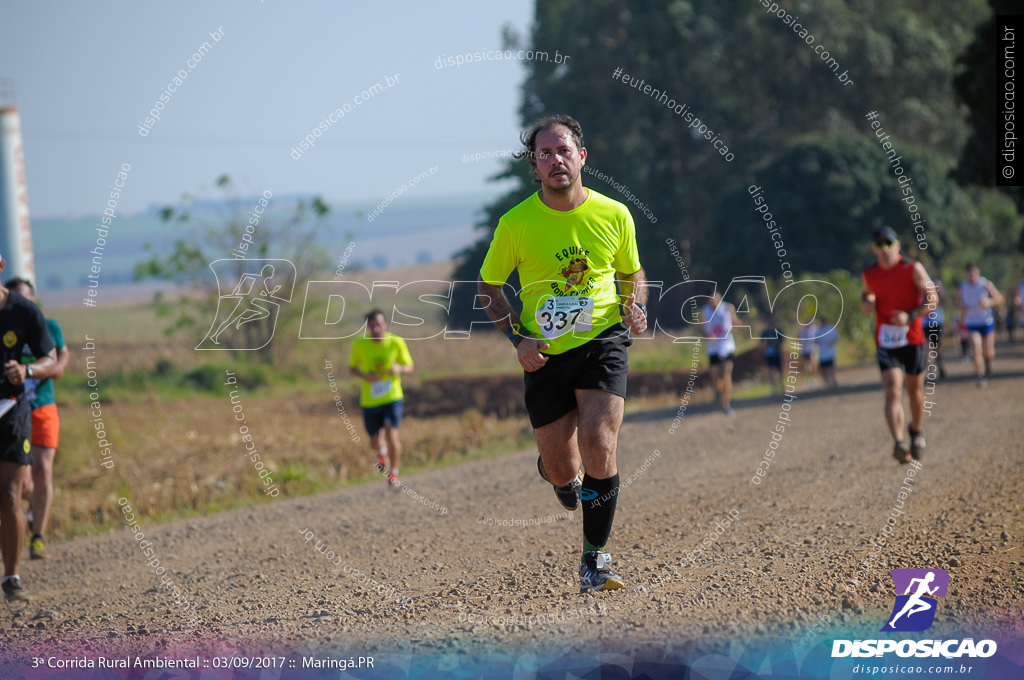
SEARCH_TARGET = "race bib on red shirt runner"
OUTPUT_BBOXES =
[879,324,910,349]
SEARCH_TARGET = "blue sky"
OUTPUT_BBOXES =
[1,1,535,218]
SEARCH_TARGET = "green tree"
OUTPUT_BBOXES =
[709,133,1006,283]
[953,0,1024,256]
[452,0,989,329]
[134,174,334,364]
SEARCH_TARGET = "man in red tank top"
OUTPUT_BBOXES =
[861,227,937,464]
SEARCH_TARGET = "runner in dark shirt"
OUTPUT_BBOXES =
[0,258,57,603]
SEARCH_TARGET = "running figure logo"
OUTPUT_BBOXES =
[880,568,949,632]
[197,259,296,350]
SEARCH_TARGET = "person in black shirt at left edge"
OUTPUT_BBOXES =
[0,253,56,603]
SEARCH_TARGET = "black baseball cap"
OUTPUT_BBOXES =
[872,226,898,244]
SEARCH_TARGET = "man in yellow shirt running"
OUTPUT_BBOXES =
[478,115,648,592]
[349,309,414,488]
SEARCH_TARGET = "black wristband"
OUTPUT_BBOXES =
[636,302,647,318]
[506,324,522,347]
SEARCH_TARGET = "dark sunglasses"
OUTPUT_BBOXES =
[874,239,895,248]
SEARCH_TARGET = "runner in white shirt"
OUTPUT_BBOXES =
[799,320,819,378]
[701,292,740,415]
[815,316,840,389]
[957,263,1005,387]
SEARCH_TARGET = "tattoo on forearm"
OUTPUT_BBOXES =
[477,279,519,333]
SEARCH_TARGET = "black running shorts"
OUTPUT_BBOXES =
[876,344,926,376]
[0,400,31,466]
[709,353,735,366]
[523,323,632,429]
[361,399,403,437]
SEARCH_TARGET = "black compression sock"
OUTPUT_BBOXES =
[581,473,620,557]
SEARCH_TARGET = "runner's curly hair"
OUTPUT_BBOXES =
[516,115,585,183]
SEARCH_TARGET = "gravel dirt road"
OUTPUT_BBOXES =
[1,345,1022,674]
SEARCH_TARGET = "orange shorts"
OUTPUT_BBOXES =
[31,403,60,449]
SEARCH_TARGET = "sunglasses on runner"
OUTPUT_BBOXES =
[873,239,896,248]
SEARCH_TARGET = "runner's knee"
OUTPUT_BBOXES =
[0,482,19,511]
[577,429,616,461]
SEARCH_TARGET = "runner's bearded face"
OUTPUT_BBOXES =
[533,126,586,194]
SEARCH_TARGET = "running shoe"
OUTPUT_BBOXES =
[2,576,31,603]
[579,551,624,593]
[386,470,401,490]
[892,440,912,465]
[909,431,925,461]
[30,536,51,560]
[537,456,582,511]
[977,376,987,389]
[723,406,734,416]
[376,444,389,472]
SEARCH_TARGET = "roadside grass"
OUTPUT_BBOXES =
[51,393,535,538]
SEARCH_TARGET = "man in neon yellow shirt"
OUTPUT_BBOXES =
[349,309,414,488]
[478,115,648,593]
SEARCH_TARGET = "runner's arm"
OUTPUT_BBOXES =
[11,310,59,383]
[391,352,414,375]
[617,267,648,306]
[391,339,414,375]
[476,276,526,346]
[477,275,549,372]
[729,303,741,327]
[860,274,875,315]
[984,280,1005,307]
[349,366,382,382]
[53,345,70,380]
[908,262,938,323]
[348,347,381,382]
[617,267,649,334]
[5,348,57,385]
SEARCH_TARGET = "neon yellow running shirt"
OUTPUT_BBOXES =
[480,189,641,354]
[349,333,412,407]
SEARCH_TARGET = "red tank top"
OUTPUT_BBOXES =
[863,257,925,346]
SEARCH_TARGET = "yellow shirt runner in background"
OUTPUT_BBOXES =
[480,189,641,354]
[349,333,413,407]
